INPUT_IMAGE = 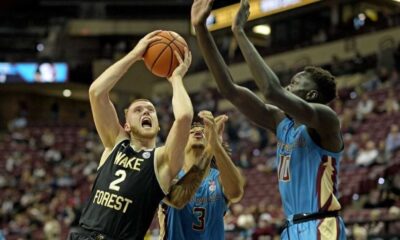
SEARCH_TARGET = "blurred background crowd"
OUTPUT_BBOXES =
[1,0,400,239]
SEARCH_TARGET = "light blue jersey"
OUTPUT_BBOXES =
[276,117,346,240]
[160,168,227,240]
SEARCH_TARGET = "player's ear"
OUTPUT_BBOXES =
[124,123,131,132]
[306,90,318,102]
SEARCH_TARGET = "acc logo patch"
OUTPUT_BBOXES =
[208,180,216,192]
[142,151,151,159]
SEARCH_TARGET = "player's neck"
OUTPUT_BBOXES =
[183,148,204,172]
[129,136,155,151]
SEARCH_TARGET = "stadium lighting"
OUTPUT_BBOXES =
[378,177,385,185]
[253,24,271,35]
[36,43,44,52]
[63,89,72,97]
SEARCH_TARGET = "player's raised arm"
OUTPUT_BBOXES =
[200,111,244,203]
[191,0,284,132]
[88,30,162,149]
[232,0,340,137]
[158,48,194,185]
[163,148,213,209]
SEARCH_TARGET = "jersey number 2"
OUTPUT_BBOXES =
[192,207,206,231]
[109,169,127,191]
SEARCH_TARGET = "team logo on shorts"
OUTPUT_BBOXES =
[208,180,216,192]
[142,152,151,159]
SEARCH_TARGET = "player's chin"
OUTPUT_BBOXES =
[138,128,157,138]
[191,143,205,150]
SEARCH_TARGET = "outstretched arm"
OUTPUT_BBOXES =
[200,111,244,203]
[232,0,340,136]
[157,49,194,191]
[164,148,213,209]
[89,30,162,149]
[191,0,284,132]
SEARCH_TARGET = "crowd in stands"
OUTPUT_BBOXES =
[1,36,400,240]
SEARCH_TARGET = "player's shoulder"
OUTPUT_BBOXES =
[310,103,341,129]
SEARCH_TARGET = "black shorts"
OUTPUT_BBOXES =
[68,227,113,240]
[68,232,95,240]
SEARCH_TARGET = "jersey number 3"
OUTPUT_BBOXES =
[109,169,127,191]
[192,207,206,231]
[278,155,291,182]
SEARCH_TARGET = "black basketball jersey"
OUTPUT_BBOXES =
[79,139,165,239]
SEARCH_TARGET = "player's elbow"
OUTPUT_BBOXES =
[226,180,244,203]
[175,112,193,127]
[227,188,244,204]
[88,84,106,99]
[218,85,239,101]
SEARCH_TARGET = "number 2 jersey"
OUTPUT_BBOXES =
[159,168,227,240]
[79,139,165,239]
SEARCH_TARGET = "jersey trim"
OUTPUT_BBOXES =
[97,138,129,170]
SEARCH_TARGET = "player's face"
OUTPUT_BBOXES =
[125,100,159,139]
[285,72,318,101]
[186,125,207,150]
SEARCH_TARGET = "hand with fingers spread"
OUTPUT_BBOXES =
[191,0,214,27]
[129,30,163,61]
[232,0,250,33]
[198,110,219,148]
[215,114,228,142]
[167,47,192,82]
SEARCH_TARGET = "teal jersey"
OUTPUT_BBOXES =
[161,168,227,240]
[276,117,343,215]
[276,117,346,239]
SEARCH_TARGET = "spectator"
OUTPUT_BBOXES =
[41,129,55,149]
[7,114,27,131]
[352,224,368,240]
[237,206,257,239]
[385,124,400,156]
[43,214,61,240]
[340,107,356,133]
[251,212,276,240]
[344,133,359,160]
[386,89,400,114]
[356,93,375,121]
[356,140,378,166]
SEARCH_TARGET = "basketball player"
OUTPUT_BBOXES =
[158,110,244,240]
[70,30,194,240]
[191,0,346,239]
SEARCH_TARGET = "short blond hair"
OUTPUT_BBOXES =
[124,98,153,116]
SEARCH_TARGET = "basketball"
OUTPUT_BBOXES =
[143,30,188,78]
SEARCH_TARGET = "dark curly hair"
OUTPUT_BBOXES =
[304,66,337,104]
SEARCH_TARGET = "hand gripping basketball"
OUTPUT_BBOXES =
[143,31,189,78]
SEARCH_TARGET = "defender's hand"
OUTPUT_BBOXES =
[232,0,250,33]
[215,114,228,142]
[198,110,218,147]
[191,0,214,27]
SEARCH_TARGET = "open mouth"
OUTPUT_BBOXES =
[141,117,152,129]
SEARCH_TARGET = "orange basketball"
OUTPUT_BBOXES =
[143,31,188,78]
